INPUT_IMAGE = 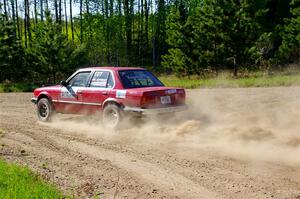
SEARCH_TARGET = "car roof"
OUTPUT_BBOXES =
[78,66,146,71]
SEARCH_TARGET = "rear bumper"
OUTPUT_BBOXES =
[31,98,37,104]
[124,105,188,115]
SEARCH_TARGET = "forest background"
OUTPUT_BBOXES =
[0,0,299,86]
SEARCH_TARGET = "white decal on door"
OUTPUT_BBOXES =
[116,90,126,99]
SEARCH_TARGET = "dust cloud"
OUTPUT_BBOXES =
[45,87,300,166]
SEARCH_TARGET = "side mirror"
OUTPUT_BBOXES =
[60,80,68,87]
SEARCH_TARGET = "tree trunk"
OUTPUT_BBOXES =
[54,0,58,22]
[64,0,68,37]
[156,0,166,65]
[145,0,149,43]
[11,0,17,38]
[233,56,237,77]
[59,0,62,25]
[151,0,155,68]
[40,0,44,21]
[26,0,31,44]
[138,0,141,58]
[86,0,91,39]
[124,0,132,64]
[3,0,8,21]
[104,0,110,63]
[80,0,83,42]
[34,0,38,23]
[15,0,20,39]
[86,0,89,14]
[70,0,74,40]
[52,69,56,84]
[24,0,28,47]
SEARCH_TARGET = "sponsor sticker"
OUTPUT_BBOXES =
[165,89,177,95]
[116,90,126,99]
[61,91,76,98]
[90,81,107,87]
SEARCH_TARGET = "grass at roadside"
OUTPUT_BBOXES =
[2,70,300,91]
[0,83,37,92]
[159,73,300,89]
[0,158,65,198]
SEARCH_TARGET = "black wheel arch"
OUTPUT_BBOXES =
[37,94,51,102]
[103,100,124,110]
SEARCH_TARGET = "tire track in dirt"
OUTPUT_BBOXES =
[0,117,218,198]
[2,121,217,198]
[1,91,300,199]
[4,118,299,199]
[1,132,140,198]
[51,136,217,199]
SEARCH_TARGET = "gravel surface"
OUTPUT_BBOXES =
[0,88,300,198]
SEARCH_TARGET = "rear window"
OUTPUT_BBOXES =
[118,70,164,88]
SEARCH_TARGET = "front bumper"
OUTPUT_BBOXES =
[124,105,188,115]
[31,98,37,104]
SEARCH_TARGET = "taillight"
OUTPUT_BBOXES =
[141,92,159,107]
[141,95,147,105]
[175,89,185,104]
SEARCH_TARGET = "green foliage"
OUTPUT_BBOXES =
[164,0,266,76]
[0,83,37,92]
[0,16,25,82]
[27,12,87,83]
[0,159,65,198]
[162,6,189,76]
[159,72,300,88]
[249,32,275,64]
[277,0,300,62]
[81,13,126,66]
[0,0,300,84]
[162,48,188,75]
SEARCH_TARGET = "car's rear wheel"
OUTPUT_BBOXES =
[37,98,54,122]
[102,104,123,129]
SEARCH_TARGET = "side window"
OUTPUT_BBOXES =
[107,73,114,88]
[68,71,91,87]
[90,71,114,88]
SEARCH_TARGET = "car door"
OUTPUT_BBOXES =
[80,70,114,114]
[56,71,92,114]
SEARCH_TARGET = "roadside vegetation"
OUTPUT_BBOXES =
[160,69,300,89]
[0,158,65,198]
[0,83,37,92]
[2,68,300,91]
[0,0,300,85]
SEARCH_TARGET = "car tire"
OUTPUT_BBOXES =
[37,98,54,122]
[102,104,124,129]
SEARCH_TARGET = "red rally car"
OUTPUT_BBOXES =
[31,67,187,128]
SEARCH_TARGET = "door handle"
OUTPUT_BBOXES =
[77,90,83,94]
[101,91,108,95]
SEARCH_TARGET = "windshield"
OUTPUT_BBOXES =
[118,70,164,88]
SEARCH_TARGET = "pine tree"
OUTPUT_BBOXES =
[163,0,265,76]
[277,0,300,62]
[28,12,86,83]
[162,5,189,76]
[184,0,226,74]
[0,18,25,82]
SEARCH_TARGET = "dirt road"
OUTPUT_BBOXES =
[0,88,300,199]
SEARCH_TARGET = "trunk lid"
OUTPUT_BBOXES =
[136,87,185,108]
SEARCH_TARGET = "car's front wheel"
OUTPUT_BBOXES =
[102,104,124,129]
[37,98,54,122]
